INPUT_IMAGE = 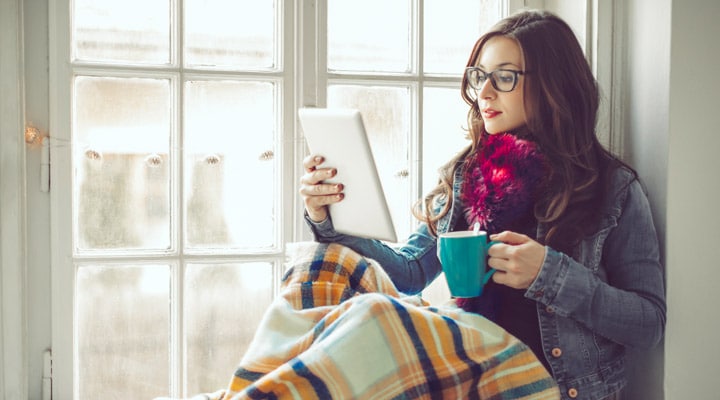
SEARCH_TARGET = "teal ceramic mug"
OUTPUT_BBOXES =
[437,230,499,298]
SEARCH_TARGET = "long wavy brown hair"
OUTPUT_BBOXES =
[413,10,635,253]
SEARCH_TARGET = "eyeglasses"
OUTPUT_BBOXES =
[465,67,527,93]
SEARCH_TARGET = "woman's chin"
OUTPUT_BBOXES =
[484,126,504,135]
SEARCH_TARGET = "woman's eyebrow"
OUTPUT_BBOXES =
[477,62,520,69]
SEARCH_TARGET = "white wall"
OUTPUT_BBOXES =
[622,1,671,398]
[544,0,587,53]
[553,1,720,399]
[624,0,720,399]
[663,0,720,398]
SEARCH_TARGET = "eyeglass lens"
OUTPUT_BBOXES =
[467,69,518,92]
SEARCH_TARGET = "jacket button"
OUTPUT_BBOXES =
[568,388,578,398]
[545,306,554,314]
[551,347,562,358]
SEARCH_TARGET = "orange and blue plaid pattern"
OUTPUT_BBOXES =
[208,242,559,400]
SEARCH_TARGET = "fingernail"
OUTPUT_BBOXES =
[336,184,343,191]
[314,156,323,162]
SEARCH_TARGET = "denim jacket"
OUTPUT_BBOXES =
[306,166,666,400]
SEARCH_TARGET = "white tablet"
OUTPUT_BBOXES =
[298,108,398,242]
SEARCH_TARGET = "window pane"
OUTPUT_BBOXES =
[327,85,412,240]
[76,264,171,398]
[184,80,277,250]
[421,86,469,305]
[184,262,274,395]
[424,0,500,74]
[422,86,471,196]
[74,76,172,252]
[328,0,411,73]
[72,0,171,64]
[184,0,277,69]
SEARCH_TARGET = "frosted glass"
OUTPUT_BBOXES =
[424,0,501,74]
[73,76,171,252]
[76,264,171,398]
[327,85,411,240]
[184,80,277,250]
[184,0,277,69]
[420,86,470,304]
[72,0,171,64]
[184,262,274,395]
[328,0,411,73]
[422,86,472,196]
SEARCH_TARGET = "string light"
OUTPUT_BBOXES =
[24,125,44,147]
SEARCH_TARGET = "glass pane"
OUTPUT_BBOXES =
[424,0,501,74]
[184,262,274,395]
[72,0,170,64]
[184,80,277,250]
[184,0,277,69]
[422,86,471,197]
[420,87,467,305]
[328,0,411,73]
[74,76,172,252]
[76,264,171,398]
[327,85,411,240]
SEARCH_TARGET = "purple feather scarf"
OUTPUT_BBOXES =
[460,132,548,234]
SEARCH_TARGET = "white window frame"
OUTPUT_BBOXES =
[42,0,624,398]
[48,1,298,397]
[1,0,28,398]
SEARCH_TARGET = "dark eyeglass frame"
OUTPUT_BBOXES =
[465,67,527,93]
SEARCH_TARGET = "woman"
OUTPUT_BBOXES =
[300,10,665,400]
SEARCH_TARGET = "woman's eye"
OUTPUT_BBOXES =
[497,73,514,83]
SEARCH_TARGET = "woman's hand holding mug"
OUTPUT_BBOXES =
[488,231,546,289]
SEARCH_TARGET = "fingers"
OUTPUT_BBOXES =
[300,184,342,222]
[488,231,545,289]
[303,154,325,173]
[299,183,345,201]
[490,230,531,245]
[301,154,339,186]
[299,154,345,222]
[301,166,338,186]
[490,262,529,290]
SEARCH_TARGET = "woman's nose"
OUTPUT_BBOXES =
[477,78,496,99]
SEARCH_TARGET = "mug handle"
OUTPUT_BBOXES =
[481,240,501,286]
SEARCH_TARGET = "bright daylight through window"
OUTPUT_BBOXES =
[53,0,503,397]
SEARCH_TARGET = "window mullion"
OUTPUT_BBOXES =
[49,0,76,397]
[294,0,325,242]
[314,0,328,107]
[173,0,184,393]
[414,0,424,211]
[281,0,295,255]
[173,76,184,399]
[298,0,324,108]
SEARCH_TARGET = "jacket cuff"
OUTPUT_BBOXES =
[525,246,565,311]
[303,212,340,241]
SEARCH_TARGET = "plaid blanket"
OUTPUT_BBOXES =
[191,242,559,400]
